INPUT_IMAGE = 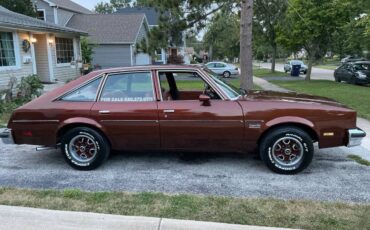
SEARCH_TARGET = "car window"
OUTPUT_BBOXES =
[206,63,215,68]
[353,64,369,71]
[215,63,226,68]
[61,77,102,102]
[100,72,154,102]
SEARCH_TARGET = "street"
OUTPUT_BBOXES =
[1,141,369,203]
[255,62,335,80]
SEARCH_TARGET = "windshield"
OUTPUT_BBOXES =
[291,61,303,65]
[204,69,240,99]
[353,64,370,71]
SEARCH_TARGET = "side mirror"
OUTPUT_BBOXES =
[199,94,211,106]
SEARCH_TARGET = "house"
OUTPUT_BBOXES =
[116,7,188,65]
[67,14,150,69]
[0,6,87,89]
[32,0,92,26]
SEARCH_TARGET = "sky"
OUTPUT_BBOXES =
[71,0,108,10]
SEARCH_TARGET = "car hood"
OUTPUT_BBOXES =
[242,90,348,108]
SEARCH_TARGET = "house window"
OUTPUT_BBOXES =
[155,49,162,61]
[37,9,45,21]
[0,32,16,67]
[55,37,74,64]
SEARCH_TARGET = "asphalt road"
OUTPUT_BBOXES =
[255,62,335,81]
[1,141,370,203]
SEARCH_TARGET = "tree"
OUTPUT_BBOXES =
[94,0,132,13]
[277,0,366,80]
[0,0,36,17]
[203,11,240,61]
[253,0,287,72]
[81,37,95,64]
[138,0,254,90]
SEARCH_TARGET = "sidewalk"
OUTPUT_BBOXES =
[253,76,370,154]
[0,205,295,230]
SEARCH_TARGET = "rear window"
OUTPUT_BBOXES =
[61,77,102,102]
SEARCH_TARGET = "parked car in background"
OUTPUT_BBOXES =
[341,55,366,64]
[284,60,308,74]
[0,65,366,174]
[334,61,370,84]
[205,62,239,78]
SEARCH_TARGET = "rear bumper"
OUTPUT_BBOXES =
[0,128,14,145]
[347,128,366,147]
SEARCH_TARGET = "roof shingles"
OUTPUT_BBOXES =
[0,6,87,35]
[67,14,146,44]
[47,0,92,14]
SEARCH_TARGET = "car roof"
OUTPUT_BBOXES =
[353,61,370,64]
[91,64,202,75]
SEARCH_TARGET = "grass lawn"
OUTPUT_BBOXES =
[348,155,370,166]
[253,68,287,78]
[174,79,262,91]
[271,80,370,120]
[0,188,369,230]
[315,65,339,70]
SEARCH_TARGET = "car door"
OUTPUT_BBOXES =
[91,71,160,151]
[342,64,353,81]
[156,70,244,153]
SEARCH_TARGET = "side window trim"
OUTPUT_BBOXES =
[97,71,155,102]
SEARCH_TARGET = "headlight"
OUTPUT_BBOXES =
[357,72,367,79]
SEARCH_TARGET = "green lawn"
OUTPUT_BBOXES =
[315,65,339,70]
[271,80,370,120]
[253,68,288,77]
[0,188,369,230]
[175,79,262,91]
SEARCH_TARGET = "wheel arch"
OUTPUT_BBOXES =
[56,118,112,148]
[258,121,319,146]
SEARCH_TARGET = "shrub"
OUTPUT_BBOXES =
[17,74,44,100]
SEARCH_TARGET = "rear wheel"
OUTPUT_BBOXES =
[259,127,314,174]
[223,71,231,78]
[61,127,110,170]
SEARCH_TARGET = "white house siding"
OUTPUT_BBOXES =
[0,32,34,90]
[34,0,55,23]
[50,35,81,82]
[92,44,132,69]
[33,34,50,82]
[57,8,75,26]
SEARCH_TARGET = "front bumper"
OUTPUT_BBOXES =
[0,128,14,145]
[347,128,366,147]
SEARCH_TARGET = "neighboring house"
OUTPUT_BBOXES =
[0,6,87,89]
[67,14,150,69]
[32,0,92,26]
[116,7,188,64]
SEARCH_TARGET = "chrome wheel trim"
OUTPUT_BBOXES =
[68,134,98,163]
[271,137,304,167]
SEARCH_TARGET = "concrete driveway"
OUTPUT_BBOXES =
[1,140,369,203]
[255,62,335,81]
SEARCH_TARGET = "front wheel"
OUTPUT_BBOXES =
[259,127,314,174]
[61,127,110,170]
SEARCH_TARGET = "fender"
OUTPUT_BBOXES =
[264,116,319,138]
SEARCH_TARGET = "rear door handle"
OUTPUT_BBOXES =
[99,110,110,114]
[163,109,175,113]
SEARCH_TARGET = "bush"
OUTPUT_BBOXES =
[167,55,185,64]
[17,74,44,100]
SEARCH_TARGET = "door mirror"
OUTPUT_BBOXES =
[199,94,211,106]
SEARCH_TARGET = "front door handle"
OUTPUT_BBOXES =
[99,110,110,114]
[163,109,175,113]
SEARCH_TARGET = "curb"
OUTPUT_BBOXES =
[0,205,297,230]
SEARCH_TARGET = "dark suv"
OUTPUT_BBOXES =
[334,61,370,84]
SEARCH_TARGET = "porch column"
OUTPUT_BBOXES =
[46,34,55,82]
[29,33,37,75]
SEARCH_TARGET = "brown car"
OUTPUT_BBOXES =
[0,65,366,174]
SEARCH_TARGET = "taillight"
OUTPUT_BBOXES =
[21,131,33,137]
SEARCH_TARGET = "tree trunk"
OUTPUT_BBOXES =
[271,43,277,73]
[306,57,313,81]
[240,0,254,90]
[208,44,213,62]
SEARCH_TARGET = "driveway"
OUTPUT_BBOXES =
[1,141,369,203]
[255,62,335,81]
